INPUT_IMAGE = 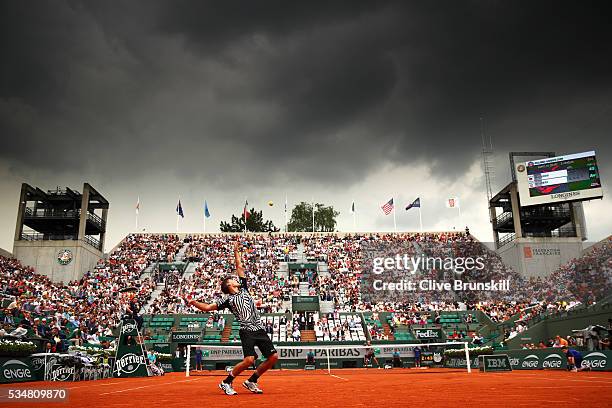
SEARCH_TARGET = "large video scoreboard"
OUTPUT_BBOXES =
[515,151,603,206]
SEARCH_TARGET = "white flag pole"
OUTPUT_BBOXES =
[244,197,247,234]
[135,196,139,232]
[204,208,206,233]
[177,196,180,233]
[393,198,397,233]
[352,201,356,232]
[311,197,315,233]
[419,204,423,233]
[285,194,288,233]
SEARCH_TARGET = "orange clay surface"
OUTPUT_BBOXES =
[1,368,611,408]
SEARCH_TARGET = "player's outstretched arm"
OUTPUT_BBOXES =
[234,240,245,278]
[187,298,218,312]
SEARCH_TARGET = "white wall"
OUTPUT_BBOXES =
[13,240,102,283]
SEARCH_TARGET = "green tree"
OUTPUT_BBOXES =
[287,202,339,232]
[220,208,279,232]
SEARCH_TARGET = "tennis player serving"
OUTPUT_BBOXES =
[185,240,278,395]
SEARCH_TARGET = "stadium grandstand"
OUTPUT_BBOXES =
[2,232,610,376]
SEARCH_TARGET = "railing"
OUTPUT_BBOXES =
[525,226,577,239]
[20,232,78,241]
[20,232,102,250]
[498,233,516,248]
[87,212,105,229]
[494,212,512,226]
[520,207,572,219]
[23,207,105,230]
[24,208,80,219]
[84,235,102,250]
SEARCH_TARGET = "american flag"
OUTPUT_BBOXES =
[381,198,394,215]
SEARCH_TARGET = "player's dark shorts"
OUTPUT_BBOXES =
[240,329,277,359]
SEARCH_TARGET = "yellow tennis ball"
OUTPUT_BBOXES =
[268,201,274,207]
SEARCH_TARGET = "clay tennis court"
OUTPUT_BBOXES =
[2,369,611,408]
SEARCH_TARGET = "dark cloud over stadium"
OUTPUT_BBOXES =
[1,1,611,248]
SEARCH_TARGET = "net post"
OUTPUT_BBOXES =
[463,342,471,374]
[186,345,191,377]
[326,348,331,374]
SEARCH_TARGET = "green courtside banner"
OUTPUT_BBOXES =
[0,357,35,383]
[114,319,150,378]
[479,354,512,372]
[497,349,612,371]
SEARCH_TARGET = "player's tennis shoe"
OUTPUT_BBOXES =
[219,382,238,395]
[243,380,264,394]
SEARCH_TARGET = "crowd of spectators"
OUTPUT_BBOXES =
[150,234,299,315]
[0,234,181,351]
[1,231,610,350]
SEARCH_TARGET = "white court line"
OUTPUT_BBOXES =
[329,374,349,381]
[100,377,204,395]
[64,377,155,390]
[488,373,612,385]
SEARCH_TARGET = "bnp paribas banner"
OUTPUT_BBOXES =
[114,319,150,378]
[199,345,424,361]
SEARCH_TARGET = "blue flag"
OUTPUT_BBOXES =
[204,201,210,218]
[176,200,184,218]
[405,197,420,211]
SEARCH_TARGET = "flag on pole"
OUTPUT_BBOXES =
[136,197,140,215]
[243,200,250,219]
[445,197,460,208]
[204,201,211,218]
[351,201,355,213]
[381,198,394,215]
[176,200,184,218]
[405,198,421,211]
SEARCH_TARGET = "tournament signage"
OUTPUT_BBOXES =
[30,354,59,381]
[479,354,512,372]
[57,249,73,265]
[114,319,150,378]
[0,357,35,383]
[171,332,201,343]
[496,349,612,371]
[444,356,479,369]
[413,328,444,341]
[502,350,565,370]
[50,365,76,381]
[581,351,611,370]
[292,296,320,311]
[198,345,418,361]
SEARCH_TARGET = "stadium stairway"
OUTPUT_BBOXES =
[299,281,310,296]
[139,261,158,280]
[174,244,187,262]
[320,300,334,314]
[183,262,198,279]
[301,330,316,342]
[295,244,308,262]
[143,282,165,313]
[382,323,395,341]
[221,315,235,343]
[278,262,289,279]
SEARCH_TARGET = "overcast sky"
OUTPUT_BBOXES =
[1,1,611,252]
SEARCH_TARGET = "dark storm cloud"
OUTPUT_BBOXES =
[1,1,612,186]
